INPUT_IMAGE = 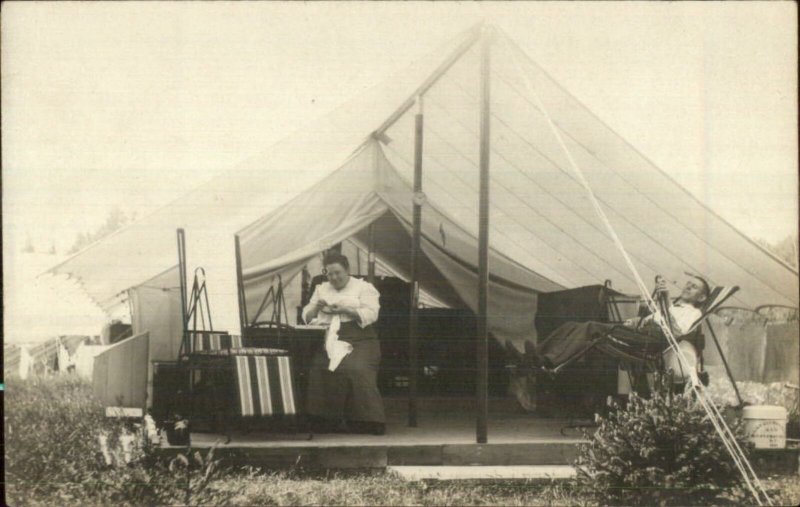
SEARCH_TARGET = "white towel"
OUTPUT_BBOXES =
[324,314,353,372]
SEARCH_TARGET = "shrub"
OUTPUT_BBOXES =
[576,376,751,506]
[86,447,229,506]
[5,375,232,506]
[4,375,128,500]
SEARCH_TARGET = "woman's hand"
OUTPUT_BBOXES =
[328,303,358,319]
[305,298,327,322]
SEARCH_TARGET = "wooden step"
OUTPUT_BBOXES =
[160,441,582,469]
[388,465,577,481]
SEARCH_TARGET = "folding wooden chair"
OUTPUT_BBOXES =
[539,285,741,389]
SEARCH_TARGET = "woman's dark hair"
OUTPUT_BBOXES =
[322,252,350,271]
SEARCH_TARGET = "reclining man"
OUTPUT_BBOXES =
[530,274,711,385]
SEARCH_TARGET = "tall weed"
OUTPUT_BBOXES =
[4,375,230,505]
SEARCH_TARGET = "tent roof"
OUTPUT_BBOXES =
[48,24,798,314]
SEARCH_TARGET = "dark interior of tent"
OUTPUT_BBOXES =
[361,276,619,418]
[243,269,628,422]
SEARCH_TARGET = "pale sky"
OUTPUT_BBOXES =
[3,1,797,262]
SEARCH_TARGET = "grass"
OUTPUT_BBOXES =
[208,468,593,506]
[4,375,799,506]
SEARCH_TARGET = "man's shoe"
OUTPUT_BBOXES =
[523,341,544,368]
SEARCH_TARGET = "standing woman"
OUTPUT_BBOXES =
[302,252,385,435]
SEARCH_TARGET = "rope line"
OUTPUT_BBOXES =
[409,64,758,311]
[383,94,634,286]
[382,141,579,288]
[423,100,641,286]
[430,65,738,298]
[423,125,614,282]
[504,35,771,505]
[492,56,783,306]
[500,31,798,279]
[423,89,669,288]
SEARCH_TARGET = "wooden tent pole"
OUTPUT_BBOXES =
[476,27,492,444]
[409,95,424,428]
[177,229,188,327]
[373,23,482,138]
[176,229,189,358]
[367,224,376,284]
[234,235,248,334]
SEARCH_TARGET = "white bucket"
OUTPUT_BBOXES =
[741,405,787,449]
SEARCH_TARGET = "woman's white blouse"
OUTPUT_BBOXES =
[301,277,380,328]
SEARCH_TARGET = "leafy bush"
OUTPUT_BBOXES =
[85,447,229,506]
[4,375,127,499]
[576,376,751,506]
[4,375,231,506]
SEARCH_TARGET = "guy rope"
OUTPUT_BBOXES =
[504,33,772,505]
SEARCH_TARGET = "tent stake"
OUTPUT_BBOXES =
[476,27,492,445]
[409,96,425,428]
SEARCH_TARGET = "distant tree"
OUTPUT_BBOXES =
[49,242,57,255]
[68,207,132,255]
[758,234,798,268]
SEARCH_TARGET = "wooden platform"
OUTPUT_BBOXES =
[157,397,800,475]
[159,397,590,468]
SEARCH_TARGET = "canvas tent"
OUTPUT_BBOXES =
[237,140,546,352]
[46,25,798,420]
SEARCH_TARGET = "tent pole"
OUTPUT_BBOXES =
[367,224,376,284]
[373,22,482,138]
[476,26,492,445]
[409,95,425,428]
[177,229,187,327]
[176,229,189,357]
[234,235,248,335]
[705,319,744,407]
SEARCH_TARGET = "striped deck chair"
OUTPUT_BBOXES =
[187,331,243,354]
[233,352,299,422]
[229,352,308,440]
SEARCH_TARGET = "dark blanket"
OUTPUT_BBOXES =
[535,285,612,339]
[535,321,617,367]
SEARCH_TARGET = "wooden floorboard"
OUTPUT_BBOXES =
[441,443,580,466]
[159,399,591,468]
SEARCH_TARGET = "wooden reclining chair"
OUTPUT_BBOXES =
[548,285,740,396]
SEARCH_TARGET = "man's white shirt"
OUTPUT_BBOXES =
[641,300,702,337]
